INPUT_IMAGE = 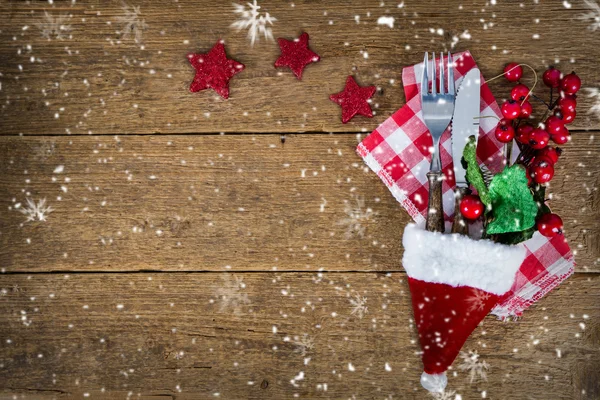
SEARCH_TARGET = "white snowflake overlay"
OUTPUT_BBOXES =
[584,87,600,118]
[429,389,459,400]
[337,197,376,239]
[458,350,490,383]
[349,293,368,319]
[114,3,148,43]
[36,11,72,40]
[17,198,54,223]
[465,288,492,313]
[292,334,315,356]
[231,0,276,46]
[577,0,600,31]
[213,274,250,315]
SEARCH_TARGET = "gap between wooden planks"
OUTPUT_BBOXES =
[0,272,598,399]
[0,133,598,273]
[1,0,600,135]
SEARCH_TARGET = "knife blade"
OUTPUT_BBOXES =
[451,68,481,234]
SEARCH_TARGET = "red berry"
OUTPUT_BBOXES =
[495,120,515,143]
[511,84,530,102]
[558,95,577,113]
[501,100,521,120]
[545,115,565,135]
[542,67,561,88]
[537,213,563,237]
[504,63,523,82]
[520,101,533,118]
[560,72,581,95]
[516,124,534,144]
[460,195,485,220]
[537,146,562,164]
[529,128,550,149]
[530,157,555,183]
[551,126,570,144]
[559,109,576,124]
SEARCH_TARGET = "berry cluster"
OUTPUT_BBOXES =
[460,63,581,238]
[497,64,580,179]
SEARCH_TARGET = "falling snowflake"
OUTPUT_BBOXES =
[577,0,600,31]
[349,293,368,319]
[458,350,490,383]
[377,16,395,28]
[292,335,315,356]
[429,389,458,400]
[450,30,471,49]
[114,3,148,43]
[337,197,376,238]
[17,198,54,223]
[584,87,600,118]
[464,288,492,313]
[289,371,304,388]
[231,0,276,46]
[214,274,250,315]
[20,310,33,326]
[99,236,114,246]
[36,11,72,40]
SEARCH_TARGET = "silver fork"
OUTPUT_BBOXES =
[421,52,455,233]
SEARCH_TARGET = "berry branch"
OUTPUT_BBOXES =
[460,63,581,242]
[495,64,580,239]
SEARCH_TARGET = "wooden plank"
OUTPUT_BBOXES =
[0,272,598,399]
[0,133,597,273]
[0,0,599,135]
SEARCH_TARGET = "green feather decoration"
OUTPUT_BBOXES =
[462,135,491,206]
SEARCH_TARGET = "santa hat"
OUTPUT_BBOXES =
[402,224,526,392]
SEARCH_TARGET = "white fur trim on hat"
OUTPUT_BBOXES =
[402,224,525,295]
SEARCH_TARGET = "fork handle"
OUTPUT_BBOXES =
[451,186,469,235]
[426,171,445,233]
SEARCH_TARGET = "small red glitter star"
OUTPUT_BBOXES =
[274,32,320,80]
[187,40,245,99]
[329,76,376,124]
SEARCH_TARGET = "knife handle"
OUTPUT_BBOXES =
[426,171,445,233]
[451,187,469,235]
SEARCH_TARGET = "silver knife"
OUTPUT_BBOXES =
[451,68,481,235]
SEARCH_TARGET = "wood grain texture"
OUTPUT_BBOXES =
[0,133,597,273]
[0,272,598,399]
[1,1,599,398]
[1,0,599,135]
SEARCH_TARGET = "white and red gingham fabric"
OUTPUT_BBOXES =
[357,51,574,319]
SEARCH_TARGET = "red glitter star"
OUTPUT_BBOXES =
[329,76,376,124]
[187,40,245,99]
[274,32,320,80]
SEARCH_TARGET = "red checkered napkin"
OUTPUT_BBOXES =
[357,51,574,319]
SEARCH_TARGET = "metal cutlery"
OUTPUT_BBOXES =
[450,68,481,235]
[421,52,456,233]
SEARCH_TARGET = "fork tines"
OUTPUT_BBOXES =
[421,52,454,96]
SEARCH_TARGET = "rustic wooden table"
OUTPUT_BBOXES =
[0,1,599,399]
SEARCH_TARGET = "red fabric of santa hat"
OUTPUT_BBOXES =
[402,224,526,392]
